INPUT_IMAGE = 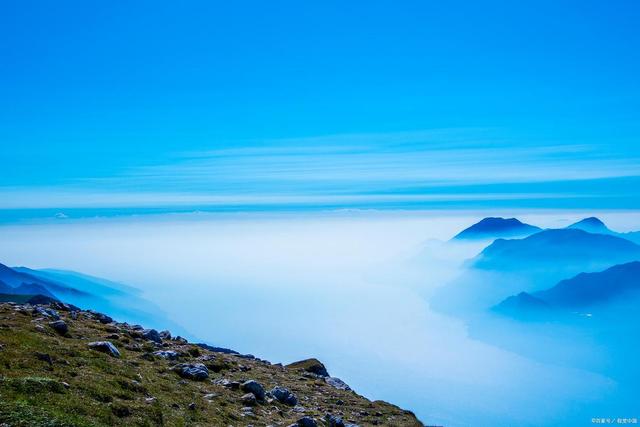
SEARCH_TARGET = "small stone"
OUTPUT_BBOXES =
[48,320,68,335]
[145,397,157,404]
[188,402,196,410]
[88,341,121,358]
[203,393,218,400]
[241,380,266,401]
[241,393,257,406]
[214,378,240,390]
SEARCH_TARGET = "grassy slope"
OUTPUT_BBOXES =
[0,303,422,427]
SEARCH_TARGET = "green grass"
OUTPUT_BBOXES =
[0,303,423,426]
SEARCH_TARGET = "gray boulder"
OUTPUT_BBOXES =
[48,320,68,335]
[295,417,317,427]
[88,341,121,358]
[270,386,297,406]
[142,329,162,343]
[173,363,209,380]
[241,380,266,401]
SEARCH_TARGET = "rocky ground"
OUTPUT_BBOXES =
[0,302,423,427]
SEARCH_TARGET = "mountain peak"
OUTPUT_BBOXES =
[567,217,610,233]
[453,217,541,240]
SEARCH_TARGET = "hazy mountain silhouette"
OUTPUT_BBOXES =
[566,217,612,234]
[472,228,640,273]
[452,217,541,240]
[494,261,640,319]
[433,228,640,316]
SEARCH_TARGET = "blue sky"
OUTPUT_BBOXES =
[1,1,639,214]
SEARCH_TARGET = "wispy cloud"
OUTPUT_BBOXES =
[2,128,639,210]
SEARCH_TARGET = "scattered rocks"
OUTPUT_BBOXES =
[172,363,209,380]
[48,320,68,335]
[88,341,121,358]
[270,386,297,406]
[142,328,162,343]
[152,350,179,360]
[325,376,351,391]
[33,306,60,320]
[241,380,266,401]
[241,392,258,406]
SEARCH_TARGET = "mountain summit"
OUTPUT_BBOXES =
[567,217,612,234]
[452,217,541,240]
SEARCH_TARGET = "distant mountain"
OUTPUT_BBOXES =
[495,261,640,319]
[0,263,84,298]
[432,228,640,316]
[452,217,541,241]
[492,291,553,319]
[567,217,612,234]
[565,216,640,245]
[0,293,58,305]
[535,261,640,308]
[472,228,640,273]
[2,261,191,339]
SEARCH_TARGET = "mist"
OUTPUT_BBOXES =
[0,210,637,426]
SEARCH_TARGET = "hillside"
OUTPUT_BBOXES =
[0,302,421,427]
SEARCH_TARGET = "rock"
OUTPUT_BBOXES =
[88,341,121,358]
[213,378,240,390]
[48,320,68,335]
[270,386,297,406]
[172,363,209,380]
[142,329,162,343]
[35,352,53,365]
[89,311,113,324]
[145,397,157,404]
[286,358,329,377]
[324,414,346,427]
[241,380,266,401]
[33,306,60,320]
[188,402,196,410]
[203,393,218,400]
[325,377,351,391]
[173,335,188,344]
[241,392,258,406]
[296,416,317,427]
[153,350,179,360]
[159,330,172,340]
